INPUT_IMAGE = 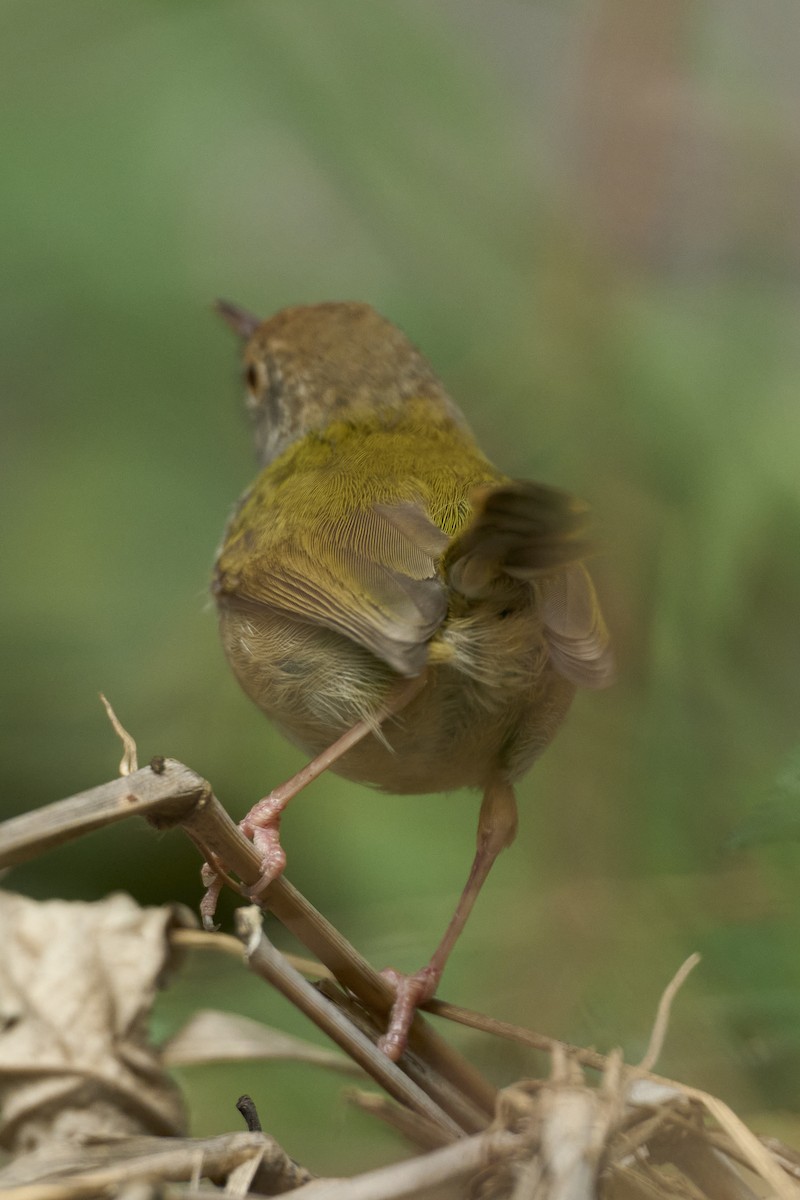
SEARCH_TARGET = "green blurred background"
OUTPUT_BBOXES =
[3,0,800,1174]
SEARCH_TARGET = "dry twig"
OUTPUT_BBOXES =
[99,693,139,776]
[3,755,800,1199]
[0,1132,312,1198]
[234,905,465,1142]
[0,759,496,1129]
[638,953,701,1073]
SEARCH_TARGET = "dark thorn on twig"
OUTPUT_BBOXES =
[237,1093,263,1132]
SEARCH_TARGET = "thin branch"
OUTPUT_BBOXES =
[170,927,246,960]
[175,781,497,1123]
[314,978,490,1136]
[234,906,465,1143]
[345,1090,454,1152]
[422,997,612,1073]
[0,1133,312,1200]
[171,925,337,984]
[0,759,210,869]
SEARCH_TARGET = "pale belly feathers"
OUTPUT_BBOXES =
[218,594,576,795]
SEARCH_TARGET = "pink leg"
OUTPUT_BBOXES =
[379,777,518,1060]
[201,674,427,926]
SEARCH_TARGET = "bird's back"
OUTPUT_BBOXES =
[214,403,610,793]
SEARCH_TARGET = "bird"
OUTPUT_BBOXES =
[207,299,614,1059]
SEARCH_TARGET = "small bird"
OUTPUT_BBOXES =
[209,300,614,1059]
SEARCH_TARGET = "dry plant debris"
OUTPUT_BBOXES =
[162,1008,361,1076]
[0,891,187,1152]
[0,747,798,1199]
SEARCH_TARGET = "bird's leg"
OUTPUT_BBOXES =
[200,673,427,927]
[379,777,518,1061]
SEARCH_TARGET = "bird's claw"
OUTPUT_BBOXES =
[241,806,287,898]
[199,856,225,930]
[378,964,440,1060]
[198,798,289,926]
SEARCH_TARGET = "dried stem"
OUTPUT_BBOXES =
[345,1090,454,1152]
[284,1127,518,1200]
[314,978,489,1135]
[0,758,210,869]
[0,1133,311,1200]
[423,997,613,1073]
[99,693,139,775]
[0,759,496,1124]
[234,905,464,1142]
[639,953,701,1073]
[4,761,798,1199]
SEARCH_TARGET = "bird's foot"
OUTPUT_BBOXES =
[200,856,226,931]
[198,793,288,928]
[378,964,440,1061]
[240,792,288,898]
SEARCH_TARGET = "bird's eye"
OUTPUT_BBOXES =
[245,363,261,392]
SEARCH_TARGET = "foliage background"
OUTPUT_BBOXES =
[2,0,800,1175]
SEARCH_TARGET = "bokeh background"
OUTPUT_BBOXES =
[3,0,800,1175]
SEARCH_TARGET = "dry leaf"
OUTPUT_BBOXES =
[163,1008,361,1075]
[0,890,189,1152]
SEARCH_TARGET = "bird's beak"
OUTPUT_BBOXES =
[214,299,262,339]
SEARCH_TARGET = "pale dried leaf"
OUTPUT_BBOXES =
[163,1009,360,1075]
[0,891,188,1151]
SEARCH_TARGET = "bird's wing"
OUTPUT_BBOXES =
[447,481,615,689]
[214,500,450,677]
[538,564,615,689]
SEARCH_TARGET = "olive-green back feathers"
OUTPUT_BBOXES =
[215,418,613,688]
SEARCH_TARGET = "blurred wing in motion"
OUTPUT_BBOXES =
[447,481,614,688]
